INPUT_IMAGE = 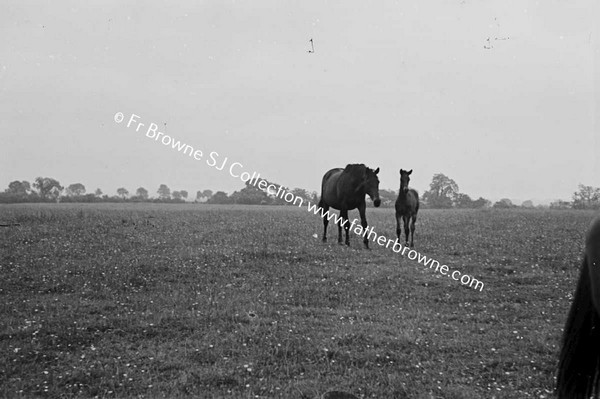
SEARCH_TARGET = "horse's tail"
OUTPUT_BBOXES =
[318,175,328,209]
[557,248,600,398]
[318,197,325,209]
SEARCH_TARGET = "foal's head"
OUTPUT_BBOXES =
[399,169,412,194]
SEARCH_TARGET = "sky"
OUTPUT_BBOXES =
[1,0,597,204]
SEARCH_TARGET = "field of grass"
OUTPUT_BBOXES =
[0,203,596,398]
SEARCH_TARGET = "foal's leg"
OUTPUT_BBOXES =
[403,215,410,246]
[358,203,369,249]
[410,214,417,248]
[396,213,402,241]
[321,203,330,242]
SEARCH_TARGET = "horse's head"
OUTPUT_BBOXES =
[365,167,381,207]
[399,169,412,194]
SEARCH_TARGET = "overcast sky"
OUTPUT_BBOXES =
[1,0,597,204]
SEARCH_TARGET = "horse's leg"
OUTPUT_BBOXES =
[337,210,344,245]
[320,201,329,242]
[396,212,402,241]
[358,202,369,249]
[340,208,350,246]
[403,215,410,246]
[410,214,417,248]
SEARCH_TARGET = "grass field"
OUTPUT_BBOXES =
[0,203,595,398]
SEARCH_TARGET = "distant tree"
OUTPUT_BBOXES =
[493,198,516,209]
[310,191,319,204]
[261,180,288,205]
[377,189,397,207]
[550,199,572,210]
[6,180,31,196]
[22,181,32,194]
[66,183,86,197]
[472,197,492,208]
[95,188,103,197]
[231,181,272,205]
[0,180,32,203]
[196,190,213,201]
[33,177,63,200]
[289,188,313,204]
[228,191,240,203]
[455,193,474,208]
[82,193,98,202]
[208,191,232,204]
[275,186,291,205]
[157,184,171,200]
[422,173,459,208]
[572,184,600,209]
[136,187,149,200]
[116,188,129,199]
[521,200,534,208]
[180,190,188,200]
[172,191,182,200]
[50,187,63,202]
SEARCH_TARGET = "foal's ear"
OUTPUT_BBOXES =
[408,169,412,175]
[399,169,404,174]
[374,167,379,174]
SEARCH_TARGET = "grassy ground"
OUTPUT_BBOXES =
[0,203,595,398]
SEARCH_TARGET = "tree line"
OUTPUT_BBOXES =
[0,177,315,206]
[1,174,596,209]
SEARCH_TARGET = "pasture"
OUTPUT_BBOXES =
[0,204,593,398]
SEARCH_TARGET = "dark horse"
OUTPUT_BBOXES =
[557,217,600,398]
[318,164,381,248]
[395,169,419,248]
